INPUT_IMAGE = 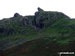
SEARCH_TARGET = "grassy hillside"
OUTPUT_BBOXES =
[0,8,75,56]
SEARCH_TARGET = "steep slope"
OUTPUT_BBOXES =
[0,8,75,56]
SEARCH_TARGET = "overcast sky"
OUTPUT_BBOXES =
[0,0,75,19]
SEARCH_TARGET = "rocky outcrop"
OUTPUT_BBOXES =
[37,7,44,12]
[14,13,21,17]
[34,9,70,28]
[0,8,70,36]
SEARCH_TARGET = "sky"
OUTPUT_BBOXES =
[0,0,75,19]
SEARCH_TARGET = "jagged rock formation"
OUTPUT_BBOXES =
[0,8,70,36]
